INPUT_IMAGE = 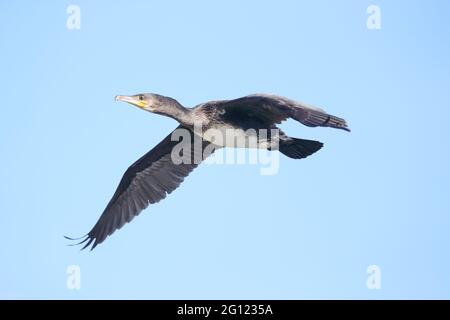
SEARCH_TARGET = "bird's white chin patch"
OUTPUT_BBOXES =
[142,105,156,112]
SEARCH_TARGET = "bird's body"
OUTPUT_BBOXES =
[69,93,349,250]
[190,100,278,149]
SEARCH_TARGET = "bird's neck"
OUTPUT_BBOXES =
[158,103,193,126]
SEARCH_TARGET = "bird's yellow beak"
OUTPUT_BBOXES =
[115,95,147,109]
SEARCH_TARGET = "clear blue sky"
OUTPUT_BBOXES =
[1,0,449,299]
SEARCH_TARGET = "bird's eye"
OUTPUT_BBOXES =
[139,95,144,101]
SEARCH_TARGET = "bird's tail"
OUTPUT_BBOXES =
[279,138,323,159]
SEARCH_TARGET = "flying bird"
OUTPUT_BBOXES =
[68,93,350,250]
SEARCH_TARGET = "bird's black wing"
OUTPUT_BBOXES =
[73,126,217,250]
[219,94,350,131]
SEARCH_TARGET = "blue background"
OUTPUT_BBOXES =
[1,0,449,299]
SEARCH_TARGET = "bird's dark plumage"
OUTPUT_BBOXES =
[69,93,349,250]
[215,94,349,131]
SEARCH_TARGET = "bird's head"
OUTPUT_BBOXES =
[115,93,177,114]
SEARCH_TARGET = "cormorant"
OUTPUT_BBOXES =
[68,93,350,250]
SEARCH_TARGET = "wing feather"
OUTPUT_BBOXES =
[75,126,218,250]
[220,94,350,131]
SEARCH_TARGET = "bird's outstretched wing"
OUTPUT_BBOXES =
[219,94,350,131]
[70,126,217,250]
